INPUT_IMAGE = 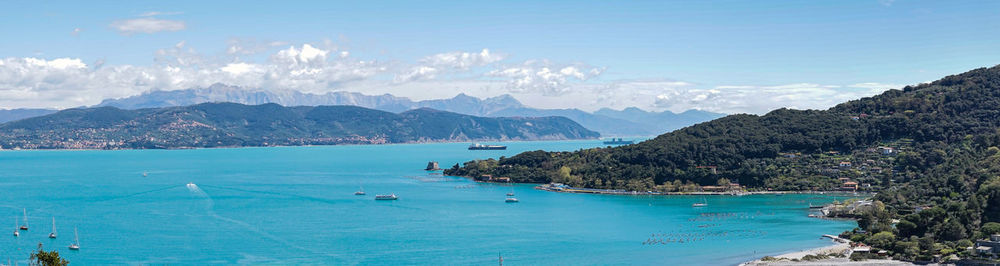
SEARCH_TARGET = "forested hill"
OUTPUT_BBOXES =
[0,103,599,149]
[446,65,1000,191]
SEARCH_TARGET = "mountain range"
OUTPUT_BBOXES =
[0,102,598,149]
[88,83,724,136]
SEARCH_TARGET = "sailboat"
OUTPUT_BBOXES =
[11,219,17,237]
[19,209,28,230]
[68,228,80,250]
[506,187,515,197]
[354,186,366,195]
[48,217,57,238]
[692,197,708,207]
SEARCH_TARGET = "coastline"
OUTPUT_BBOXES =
[533,183,869,196]
[740,237,915,266]
[0,137,607,152]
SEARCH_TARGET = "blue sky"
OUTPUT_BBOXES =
[1,0,999,113]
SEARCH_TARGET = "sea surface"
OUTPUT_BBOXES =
[0,140,858,265]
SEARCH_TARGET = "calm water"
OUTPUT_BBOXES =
[0,140,857,265]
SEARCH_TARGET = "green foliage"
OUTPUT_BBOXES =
[29,244,69,266]
[869,231,896,249]
[982,222,1000,236]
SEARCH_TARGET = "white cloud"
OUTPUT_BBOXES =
[421,49,503,69]
[0,40,899,114]
[644,83,896,114]
[394,66,439,83]
[220,63,262,75]
[110,18,186,35]
[487,60,604,95]
[138,11,183,17]
[272,44,330,65]
[0,42,386,109]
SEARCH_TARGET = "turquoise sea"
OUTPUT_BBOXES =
[0,140,857,265]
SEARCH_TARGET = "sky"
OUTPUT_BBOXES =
[1,0,999,114]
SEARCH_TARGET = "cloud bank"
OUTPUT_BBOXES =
[0,41,899,113]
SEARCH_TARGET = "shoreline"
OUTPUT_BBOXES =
[533,183,870,196]
[0,137,609,152]
[740,236,915,266]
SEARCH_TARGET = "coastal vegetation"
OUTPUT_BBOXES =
[29,244,69,266]
[0,103,599,149]
[445,65,1000,262]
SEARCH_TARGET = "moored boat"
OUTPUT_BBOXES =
[19,209,27,230]
[505,198,519,203]
[355,186,366,195]
[68,227,80,250]
[692,197,708,207]
[48,217,57,238]
[375,194,398,200]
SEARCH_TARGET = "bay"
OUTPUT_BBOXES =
[0,140,856,265]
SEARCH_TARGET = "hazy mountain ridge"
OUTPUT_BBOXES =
[0,108,58,123]
[93,84,724,136]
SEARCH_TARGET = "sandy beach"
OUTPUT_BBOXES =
[741,242,916,266]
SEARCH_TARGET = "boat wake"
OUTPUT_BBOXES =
[187,184,341,259]
[186,183,206,197]
[94,184,186,202]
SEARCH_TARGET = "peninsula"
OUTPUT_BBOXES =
[446,65,1000,263]
[0,103,599,149]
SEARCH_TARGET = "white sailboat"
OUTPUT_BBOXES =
[354,186,366,195]
[68,227,80,250]
[19,209,27,230]
[11,219,17,237]
[48,217,57,238]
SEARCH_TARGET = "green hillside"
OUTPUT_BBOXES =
[445,65,1000,261]
[0,103,599,149]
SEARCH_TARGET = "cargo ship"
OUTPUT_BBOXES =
[602,138,634,145]
[468,143,507,150]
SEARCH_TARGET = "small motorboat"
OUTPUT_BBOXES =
[505,198,519,203]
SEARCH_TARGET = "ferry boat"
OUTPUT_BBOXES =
[505,198,519,203]
[468,143,506,150]
[602,138,634,145]
[375,194,398,200]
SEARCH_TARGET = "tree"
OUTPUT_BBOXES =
[868,231,895,249]
[29,243,69,266]
[982,222,1000,236]
[938,220,967,241]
